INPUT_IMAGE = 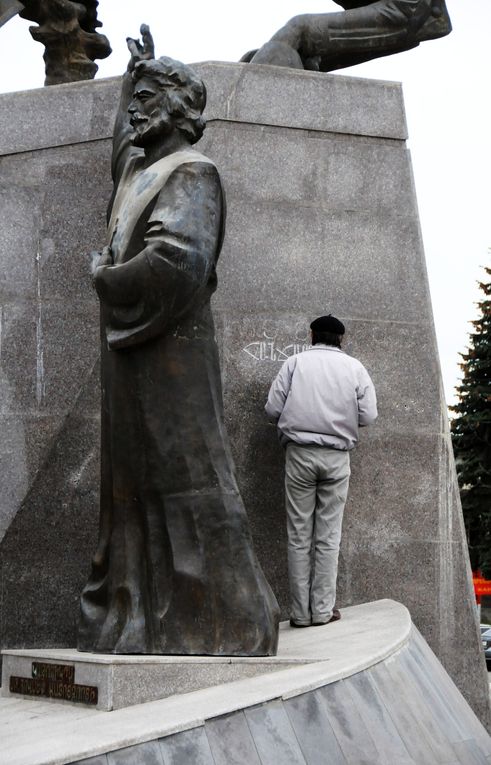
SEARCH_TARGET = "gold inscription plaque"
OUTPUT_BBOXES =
[9,662,98,705]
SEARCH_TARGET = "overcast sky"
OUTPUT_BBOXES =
[0,0,489,405]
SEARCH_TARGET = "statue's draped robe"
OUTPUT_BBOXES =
[78,137,279,655]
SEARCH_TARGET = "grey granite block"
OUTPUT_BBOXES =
[341,535,441,646]
[205,711,262,765]
[0,301,98,416]
[0,63,406,161]
[367,661,442,764]
[195,62,407,140]
[0,78,119,156]
[159,727,214,765]
[0,414,64,540]
[36,143,111,302]
[0,185,42,300]
[344,671,413,765]
[199,122,415,215]
[0,412,99,652]
[343,434,456,543]
[317,681,381,764]
[411,629,491,756]
[214,203,429,323]
[109,661,294,711]
[283,690,346,765]
[244,699,307,764]
[384,645,459,764]
[398,643,476,749]
[108,742,164,765]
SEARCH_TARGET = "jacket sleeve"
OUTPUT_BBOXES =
[357,366,378,426]
[94,161,223,350]
[265,358,296,422]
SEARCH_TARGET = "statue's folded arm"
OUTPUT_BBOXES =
[94,162,223,349]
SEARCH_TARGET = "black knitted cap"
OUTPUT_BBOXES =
[310,315,345,335]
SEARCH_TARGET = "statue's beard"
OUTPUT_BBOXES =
[130,130,151,148]
[130,113,174,148]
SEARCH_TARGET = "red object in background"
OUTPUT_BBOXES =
[473,571,491,603]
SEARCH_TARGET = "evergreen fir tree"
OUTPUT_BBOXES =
[451,267,491,577]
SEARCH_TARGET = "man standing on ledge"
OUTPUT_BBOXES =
[265,316,377,627]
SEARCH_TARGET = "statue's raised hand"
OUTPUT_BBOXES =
[126,24,155,71]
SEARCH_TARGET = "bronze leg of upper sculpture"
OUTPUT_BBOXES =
[250,0,451,72]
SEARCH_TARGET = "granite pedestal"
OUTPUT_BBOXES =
[0,63,488,725]
[1,649,298,712]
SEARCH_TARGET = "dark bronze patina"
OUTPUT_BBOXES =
[14,0,111,85]
[243,0,451,71]
[0,0,23,26]
[77,26,280,657]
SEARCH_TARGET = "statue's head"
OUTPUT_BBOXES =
[129,56,206,147]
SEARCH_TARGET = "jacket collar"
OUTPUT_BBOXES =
[308,344,345,353]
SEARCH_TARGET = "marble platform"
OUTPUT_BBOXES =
[2,599,406,712]
[1,600,490,765]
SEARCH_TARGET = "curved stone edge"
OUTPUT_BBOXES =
[3,599,416,765]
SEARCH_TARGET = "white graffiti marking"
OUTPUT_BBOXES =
[242,341,311,362]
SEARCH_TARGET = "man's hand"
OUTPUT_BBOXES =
[126,24,155,72]
[90,246,113,279]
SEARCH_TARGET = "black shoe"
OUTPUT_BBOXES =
[312,608,341,626]
[289,618,310,628]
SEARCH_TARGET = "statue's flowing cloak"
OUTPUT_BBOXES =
[78,136,279,655]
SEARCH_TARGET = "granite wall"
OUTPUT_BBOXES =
[0,63,488,724]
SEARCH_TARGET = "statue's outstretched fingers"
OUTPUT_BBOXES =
[126,37,142,57]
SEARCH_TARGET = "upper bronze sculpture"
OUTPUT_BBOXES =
[18,0,111,84]
[77,26,280,656]
[243,0,451,71]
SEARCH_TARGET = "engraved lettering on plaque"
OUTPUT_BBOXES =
[9,662,98,705]
[32,662,75,683]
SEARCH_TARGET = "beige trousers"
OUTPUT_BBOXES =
[285,443,350,625]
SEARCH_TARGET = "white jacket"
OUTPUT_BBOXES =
[265,344,377,449]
